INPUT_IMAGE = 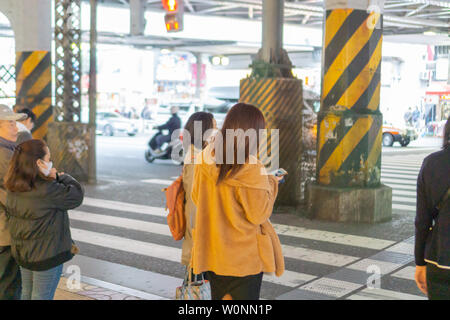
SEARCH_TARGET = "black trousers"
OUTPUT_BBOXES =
[205,271,263,300]
[0,246,21,300]
[426,263,450,300]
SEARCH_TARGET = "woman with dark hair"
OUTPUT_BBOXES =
[191,103,284,300]
[415,116,450,299]
[4,139,84,300]
[180,111,216,268]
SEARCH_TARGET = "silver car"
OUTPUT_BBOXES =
[96,111,138,136]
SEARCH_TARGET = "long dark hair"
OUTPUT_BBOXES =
[183,112,215,150]
[444,116,450,149]
[215,103,265,184]
[5,139,48,192]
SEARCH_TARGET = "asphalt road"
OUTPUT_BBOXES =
[69,133,442,300]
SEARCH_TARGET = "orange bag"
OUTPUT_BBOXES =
[164,175,186,241]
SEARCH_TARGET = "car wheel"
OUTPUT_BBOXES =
[103,125,114,136]
[382,133,394,147]
[400,141,410,147]
[127,133,136,137]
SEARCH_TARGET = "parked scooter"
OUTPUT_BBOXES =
[144,129,183,165]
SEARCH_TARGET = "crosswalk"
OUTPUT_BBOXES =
[381,153,428,213]
[62,151,434,300]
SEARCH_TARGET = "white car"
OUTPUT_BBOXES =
[96,111,138,136]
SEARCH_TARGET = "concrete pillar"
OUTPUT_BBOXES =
[261,0,284,64]
[241,0,304,207]
[130,0,146,36]
[308,0,392,223]
[0,0,52,139]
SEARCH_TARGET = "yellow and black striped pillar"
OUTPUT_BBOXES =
[309,1,392,223]
[240,77,303,206]
[15,51,52,140]
[317,4,383,188]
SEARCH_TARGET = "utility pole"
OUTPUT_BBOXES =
[88,0,97,184]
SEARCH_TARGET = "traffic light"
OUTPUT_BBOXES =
[162,0,184,33]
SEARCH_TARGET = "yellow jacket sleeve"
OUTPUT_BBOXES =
[236,175,279,225]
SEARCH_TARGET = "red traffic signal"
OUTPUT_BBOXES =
[162,0,178,12]
[165,13,183,32]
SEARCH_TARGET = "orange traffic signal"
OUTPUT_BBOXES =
[165,13,183,32]
[163,0,183,32]
[162,0,178,12]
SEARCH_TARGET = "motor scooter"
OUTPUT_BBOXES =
[144,129,183,165]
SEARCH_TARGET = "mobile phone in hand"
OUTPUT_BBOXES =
[274,168,288,177]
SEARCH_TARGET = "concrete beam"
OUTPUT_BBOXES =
[0,0,51,52]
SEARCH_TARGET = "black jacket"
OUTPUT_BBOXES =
[6,174,84,271]
[157,113,181,136]
[415,146,450,268]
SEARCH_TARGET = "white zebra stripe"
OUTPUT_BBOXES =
[82,197,167,217]
[347,288,426,300]
[141,179,173,186]
[381,173,417,180]
[78,199,395,250]
[70,228,316,288]
[381,178,416,185]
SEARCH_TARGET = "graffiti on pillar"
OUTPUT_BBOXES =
[0,65,16,99]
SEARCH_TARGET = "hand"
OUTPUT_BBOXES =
[275,175,285,182]
[414,265,427,295]
[48,168,58,180]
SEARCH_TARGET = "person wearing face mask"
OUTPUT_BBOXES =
[15,108,36,144]
[0,104,27,300]
[4,139,84,300]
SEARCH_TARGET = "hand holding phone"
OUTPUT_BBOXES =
[273,168,288,184]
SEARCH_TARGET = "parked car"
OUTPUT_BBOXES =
[382,122,418,147]
[96,111,138,136]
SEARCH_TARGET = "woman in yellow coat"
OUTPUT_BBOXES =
[191,103,284,300]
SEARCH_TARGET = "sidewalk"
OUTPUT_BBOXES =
[55,276,143,300]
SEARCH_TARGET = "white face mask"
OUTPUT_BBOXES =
[40,160,53,176]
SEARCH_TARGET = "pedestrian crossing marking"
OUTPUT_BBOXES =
[392,190,416,197]
[384,183,416,191]
[69,211,171,236]
[390,266,415,281]
[381,178,416,185]
[381,167,420,173]
[77,199,397,250]
[263,270,317,287]
[274,224,394,250]
[70,228,316,288]
[141,179,173,186]
[281,244,359,267]
[301,278,362,298]
[346,288,426,300]
[347,259,401,275]
[381,173,417,180]
[392,196,416,204]
[392,203,416,211]
[83,197,167,217]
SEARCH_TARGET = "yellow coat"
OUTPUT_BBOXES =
[191,145,284,277]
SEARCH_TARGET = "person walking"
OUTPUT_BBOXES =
[15,108,36,144]
[0,104,27,300]
[4,139,84,300]
[180,112,216,269]
[190,103,284,300]
[415,116,450,300]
